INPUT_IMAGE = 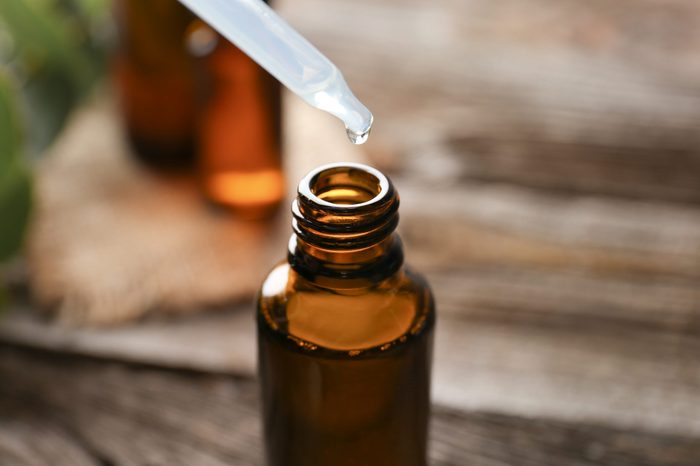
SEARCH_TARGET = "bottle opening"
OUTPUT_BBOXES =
[292,163,400,252]
[309,166,382,206]
[300,163,390,210]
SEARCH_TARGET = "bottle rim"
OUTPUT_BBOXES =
[297,162,392,211]
[291,162,400,250]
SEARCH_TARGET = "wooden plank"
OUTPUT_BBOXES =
[397,181,700,330]
[0,416,99,466]
[5,252,699,380]
[398,137,700,205]
[427,266,700,332]
[2,345,700,466]
[278,0,700,202]
[431,410,700,466]
[0,346,261,466]
[4,301,700,436]
[432,318,700,437]
[398,181,700,279]
[0,303,257,374]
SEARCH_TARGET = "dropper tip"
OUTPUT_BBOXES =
[346,115,373,145]
[346,127,371,145]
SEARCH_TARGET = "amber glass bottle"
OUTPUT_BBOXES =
[257,163,435,466]
[113,0,198,169]
[199,35,283,218]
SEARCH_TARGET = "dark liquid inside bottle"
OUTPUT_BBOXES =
[257,164,435,466]
[259,298,433,466]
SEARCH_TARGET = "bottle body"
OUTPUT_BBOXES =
[257,163,435,466]
[113,0,198,169]
[258,264,434,466]
[199,37,283,218]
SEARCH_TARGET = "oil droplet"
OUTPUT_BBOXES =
[346,126,371,145]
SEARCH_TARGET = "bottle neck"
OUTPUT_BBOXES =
[287,163,404,286]
[288,233,404,284]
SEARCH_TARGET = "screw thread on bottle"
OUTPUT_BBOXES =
[289,163,403,280]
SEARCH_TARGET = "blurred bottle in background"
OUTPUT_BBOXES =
[113,0,197,170]
[112,0,284,217]
[198,32,283,219]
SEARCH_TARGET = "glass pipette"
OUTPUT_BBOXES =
[178,0,373,144]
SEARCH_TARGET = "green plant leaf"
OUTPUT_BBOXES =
[22,63,80,152]
[0,160,32,262]
[0,0,109,151]
[0,70,23,172]
[0,0,94,89]
[0,70,32,262]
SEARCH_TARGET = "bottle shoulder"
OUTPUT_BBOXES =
[258,261,433,300]
[257,261,434,353]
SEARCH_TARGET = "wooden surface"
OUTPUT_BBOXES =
[3,345,700,466]
[4,281,700,439]
[3,0,700,463]
[279,0,700,203]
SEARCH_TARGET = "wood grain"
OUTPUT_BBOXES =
[4,0,700,463]
[431,318,700,437]
[426,266,700,333]
[2,345,700,466]
[398,182,700,278]
[4,300,700,438]
[278,0,700,203]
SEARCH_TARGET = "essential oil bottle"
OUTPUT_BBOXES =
[113,0,198,169]
[257,163,435,466]
[198,34,283,218]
